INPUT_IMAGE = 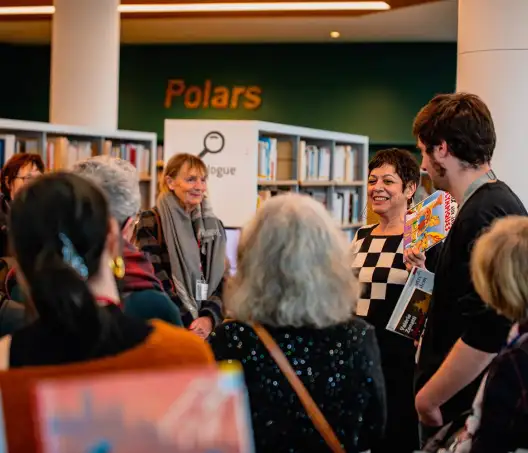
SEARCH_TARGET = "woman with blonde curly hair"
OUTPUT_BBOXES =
[442,216,528,453]
[209,193,386,453]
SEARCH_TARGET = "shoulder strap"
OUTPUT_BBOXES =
[250,323,346,453]
[151,207,163,247]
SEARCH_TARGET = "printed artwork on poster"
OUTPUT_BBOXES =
[35,363,255,453]
[403,189,457,252]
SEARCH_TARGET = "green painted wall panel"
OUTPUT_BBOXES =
[0,42,456,144]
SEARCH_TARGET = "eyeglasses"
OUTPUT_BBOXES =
[15,173,41,182]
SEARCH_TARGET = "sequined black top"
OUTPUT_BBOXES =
[209,318,386,453]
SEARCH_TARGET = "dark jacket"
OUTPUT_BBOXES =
[121,240,183,327]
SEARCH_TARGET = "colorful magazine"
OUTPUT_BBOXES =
[34,362,254,453]
[403,190,457,252]
[386,266,434,341]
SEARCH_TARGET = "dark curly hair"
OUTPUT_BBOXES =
[412,92,496,168]
[369,148,421,199]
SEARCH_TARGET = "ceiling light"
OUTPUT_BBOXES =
[0,2,390,16]
[118,2,390,13]
[0,6,54,15]
[330,31,341,38]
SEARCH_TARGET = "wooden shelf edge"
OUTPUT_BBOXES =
[258,179,298,186]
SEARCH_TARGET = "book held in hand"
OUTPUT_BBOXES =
[386,266,434,341]
[403,190,457,253]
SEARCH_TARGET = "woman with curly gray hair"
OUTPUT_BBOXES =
[209,193,386,453]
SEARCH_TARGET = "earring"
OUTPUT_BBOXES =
[109,256,125,279]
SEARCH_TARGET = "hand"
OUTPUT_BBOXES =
[416,389,444,427]
[403,246,426,271]
[189,316,213,339]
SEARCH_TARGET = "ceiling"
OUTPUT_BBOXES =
[0,0,457,44]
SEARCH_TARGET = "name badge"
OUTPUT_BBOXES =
[196,280,209,301]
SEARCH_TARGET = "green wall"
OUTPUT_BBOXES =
[0,43,456,144]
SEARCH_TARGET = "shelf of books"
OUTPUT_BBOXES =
[0,118,157,208]
[256,122,368,240]
[163,119,368,238]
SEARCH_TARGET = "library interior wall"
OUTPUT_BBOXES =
[0,42,456,147]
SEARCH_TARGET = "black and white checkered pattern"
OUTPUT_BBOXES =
[351,225,409,317]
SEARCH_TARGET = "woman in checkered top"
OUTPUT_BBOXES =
[351,148,439,453]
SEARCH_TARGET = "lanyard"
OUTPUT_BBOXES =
[458,169,497,210]
[197,239,205,281]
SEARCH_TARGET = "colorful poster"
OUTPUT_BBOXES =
[35,363,254,453]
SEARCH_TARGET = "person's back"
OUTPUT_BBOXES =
[121,239,183,326]
[211,318,385,452]
[124,289,183,326]
[209,193,386,452]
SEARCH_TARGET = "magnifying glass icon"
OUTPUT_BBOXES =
[199,131,225,158]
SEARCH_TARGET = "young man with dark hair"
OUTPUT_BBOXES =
[405,92,528,444]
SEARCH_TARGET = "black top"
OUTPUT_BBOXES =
[351,225,439,453]
[209,318,386,453]
[9,305,152,368]
[415,180,527,421]
[351,226,414,367]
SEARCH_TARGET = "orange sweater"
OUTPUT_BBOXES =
[0,320,215,453]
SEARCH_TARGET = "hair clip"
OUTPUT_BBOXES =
[59,232,89,280]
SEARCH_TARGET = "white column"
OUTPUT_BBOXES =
[457,0,528,207]
[50,0,120,130]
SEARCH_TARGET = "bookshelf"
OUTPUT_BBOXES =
[164,120,368,239]
[0,118,157,208]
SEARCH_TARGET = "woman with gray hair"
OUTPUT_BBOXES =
[209,193,386,453]
[71,156,183,327]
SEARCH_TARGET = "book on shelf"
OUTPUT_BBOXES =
[299,142,356,182]
[403,189,457,253]
[331,189,360,225]
[46,137,94,171]
[103,140,151,179]
[34,362,254,453]
[386,266,434,341]
[0,135,15,167]
[44,137,151,180]
[257,137,358,183]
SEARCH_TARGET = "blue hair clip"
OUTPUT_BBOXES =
[59,232,89,279]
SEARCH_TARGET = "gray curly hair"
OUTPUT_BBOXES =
[71,155,140,225]
[226,192,358,328]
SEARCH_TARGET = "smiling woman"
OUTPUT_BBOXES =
[350,148,439,453]
[134,153,227,338]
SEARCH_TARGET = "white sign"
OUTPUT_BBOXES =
[164,119,258,228]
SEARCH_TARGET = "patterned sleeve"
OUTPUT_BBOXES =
[134,209,177,300]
